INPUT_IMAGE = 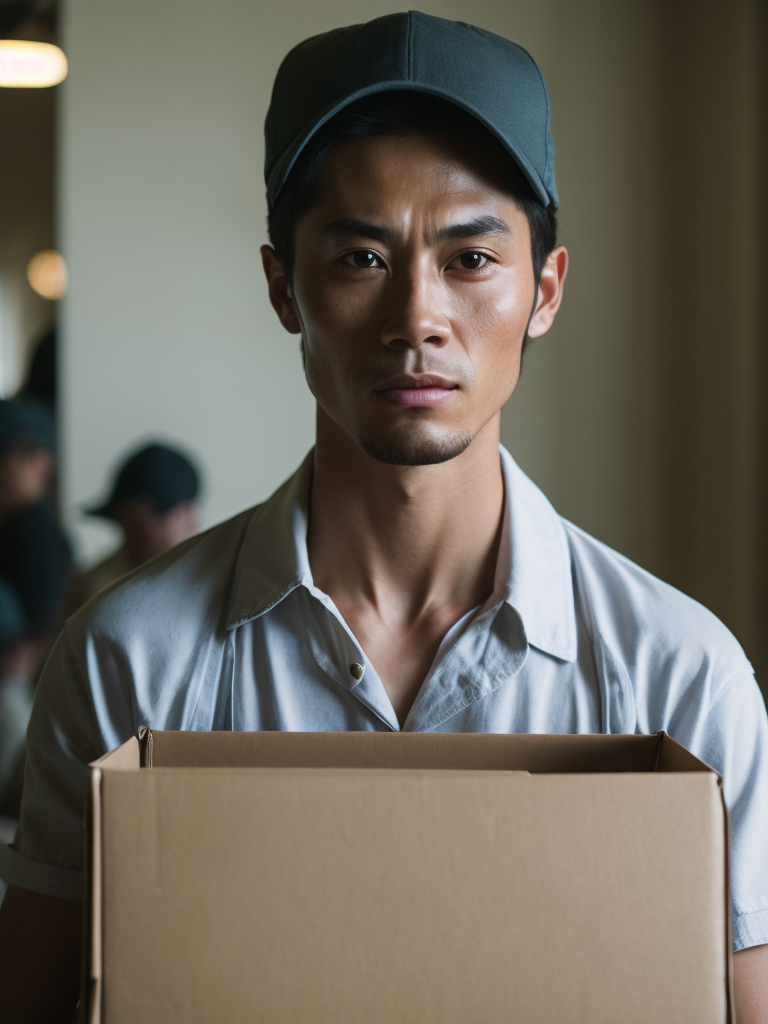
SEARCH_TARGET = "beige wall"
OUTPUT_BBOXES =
[651,0,765,677]
[60,0,767,681]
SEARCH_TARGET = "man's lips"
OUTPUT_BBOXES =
[373,374,458,408]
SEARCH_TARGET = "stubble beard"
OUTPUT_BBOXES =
[354,425,473,467]
[305,348,476,467]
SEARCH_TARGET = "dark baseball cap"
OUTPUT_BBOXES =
[0,397,56,454]
[265,11,557,211]
[86,443,201,519]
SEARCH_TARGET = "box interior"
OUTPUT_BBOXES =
[132,727,711,774]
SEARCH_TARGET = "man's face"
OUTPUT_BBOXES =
[273,132,547,466]
[115,499,199,565]
[0,447,54,511]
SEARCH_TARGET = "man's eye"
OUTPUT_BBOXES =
[344,250,382,269]
[457,251,489,270]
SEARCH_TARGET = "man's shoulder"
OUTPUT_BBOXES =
[66,503,261,646]
[561,518,752,697]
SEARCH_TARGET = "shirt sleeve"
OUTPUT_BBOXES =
[694,671,768,951]
[0,626,105,901]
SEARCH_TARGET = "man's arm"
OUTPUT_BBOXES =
[735,945,768,1024]
[0,884,81,1023]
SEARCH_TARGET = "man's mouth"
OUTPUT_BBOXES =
[372,374,458,408]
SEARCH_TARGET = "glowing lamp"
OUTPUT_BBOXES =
[0,40,68,88]
[27,250,68,300]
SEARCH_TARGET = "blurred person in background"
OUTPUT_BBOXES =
[0,399,71,671]
[0,579,32,903]
[18,326,57,416]
[66,442,201,612]
[0,580,35,821]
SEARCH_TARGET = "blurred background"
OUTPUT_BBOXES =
[0,0,766,699]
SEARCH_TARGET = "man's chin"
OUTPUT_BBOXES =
[354,428,473,467]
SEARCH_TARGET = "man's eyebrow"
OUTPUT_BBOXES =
[432,216,511,242]
[319,214,511,245]
[320,218,393,243]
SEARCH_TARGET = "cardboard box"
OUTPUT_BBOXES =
[81,730,732,1023]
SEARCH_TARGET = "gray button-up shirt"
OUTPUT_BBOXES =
[2,447,767,950]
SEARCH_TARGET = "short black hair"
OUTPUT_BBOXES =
[267,91,558,288]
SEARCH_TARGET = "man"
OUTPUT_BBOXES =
[65,442,201,613]
[1,13,766,1021]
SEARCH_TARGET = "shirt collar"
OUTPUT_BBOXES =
[227,446,577,662]
[226,450,314,629]
[496,446,577,661]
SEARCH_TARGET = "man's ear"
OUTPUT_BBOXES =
[528,245,568,339]
[261,245,301,335]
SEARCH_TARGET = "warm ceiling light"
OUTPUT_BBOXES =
[27,250,68,300]
[0,40,68,88]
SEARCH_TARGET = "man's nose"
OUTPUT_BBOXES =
[380,270,451,351]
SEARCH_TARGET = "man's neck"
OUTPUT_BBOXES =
[308,409,505,723]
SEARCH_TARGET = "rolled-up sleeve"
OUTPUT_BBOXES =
[0,627,105,901]
[696,671,768,951]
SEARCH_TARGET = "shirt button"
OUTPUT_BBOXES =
[349,662,364,681]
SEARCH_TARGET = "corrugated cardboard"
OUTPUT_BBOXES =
[82,730,732,1024]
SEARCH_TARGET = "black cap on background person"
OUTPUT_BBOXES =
[0,396,56,455]
[0,396,57,522]
[86,442,200,519]
[67,443,202,614]
[0,397,57,519]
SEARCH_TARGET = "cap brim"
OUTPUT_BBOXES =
[266,81,555,211]
[83,500,117,519]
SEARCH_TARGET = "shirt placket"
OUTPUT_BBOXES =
[305,593,400,731]
[404,603,529,732]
